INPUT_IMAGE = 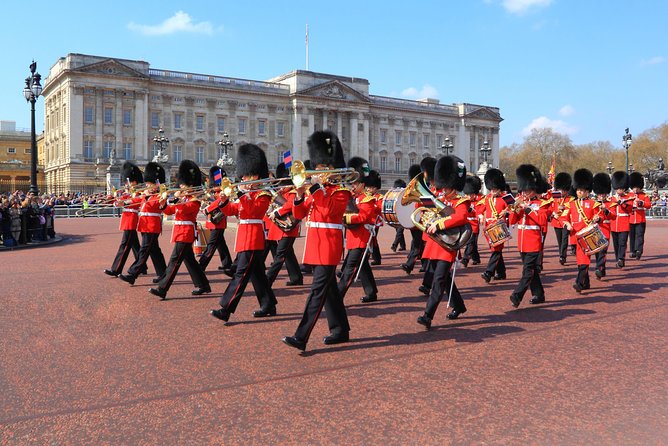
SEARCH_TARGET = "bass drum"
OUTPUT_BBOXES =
[382,188,415,229]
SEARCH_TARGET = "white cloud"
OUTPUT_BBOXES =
[502,0,552,15]
[558,105,575,117]
[128,11,215,36]
[400,84,439,100]
[522,116,577,136]
[640,56,666,66]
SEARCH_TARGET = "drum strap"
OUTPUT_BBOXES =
[488,195,500,220]
[574,199,592,226]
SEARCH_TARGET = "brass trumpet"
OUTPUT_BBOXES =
[289,159,359,188]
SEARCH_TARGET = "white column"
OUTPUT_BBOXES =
[336,111,343,140]
[322,109,328,130]
[350,114,358,158]
[291,103,303,161]
[361,114,370,161]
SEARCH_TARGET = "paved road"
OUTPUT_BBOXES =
[1,218,666,445]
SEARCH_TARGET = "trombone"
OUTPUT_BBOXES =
[289,159,359,188]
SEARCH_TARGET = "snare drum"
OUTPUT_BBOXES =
[575,223,608,255]
[484,219,512,247]
[382,188,415,229]
[194,224,210,255]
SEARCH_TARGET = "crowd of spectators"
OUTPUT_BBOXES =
[649,190,668,217]
[0,190,57,247]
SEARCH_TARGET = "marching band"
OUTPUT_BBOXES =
[102,129,653,352]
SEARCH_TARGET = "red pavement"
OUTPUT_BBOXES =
[1,218,666,445]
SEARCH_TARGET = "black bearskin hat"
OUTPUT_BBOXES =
[629,172,645,190]
[420,157,437,182]
[434,155,467,191]
[516,164,543,192]
[554,172,572,191]
[367,170,382,189]
[463,175,482,195]
[144,162,166,184]
[208,165,226,186]
[537,177,551,195]
[611,171,629,190]
[394,178,407,188]
[484,168,506,191]
[307,130,346,168]
[236,144,269,179]
[121,161,143,184]
[573,168,594,192]
[275,162,288,180]
[593,172,612,196]
[348,156,371,185]
[177,160,202,187]
[408,164,421,181]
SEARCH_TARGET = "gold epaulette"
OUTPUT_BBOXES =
[593,201,602,209]
[540,198,554,207]
[476,198,486,206]
[287,188,298,195]
[455,197,470,207]
[360,192,376,204]
[256,190,273,199]
[333,185,351,194]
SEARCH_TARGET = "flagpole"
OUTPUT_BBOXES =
[305,24,309,70]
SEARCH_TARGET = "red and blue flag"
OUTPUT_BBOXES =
[283,149,293,168]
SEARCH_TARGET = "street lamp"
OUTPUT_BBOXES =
[216,132,235,168]
[23,61,42,195]
[441,136,454,156]
[606,161,614,175]
[629,163,635,174]
[622,127,632,173]
[480,140,492,166]
[152,127,169,163]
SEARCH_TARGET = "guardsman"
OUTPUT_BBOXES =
[592,172,616,280]
[507,165,550,307]
[550,172,573,265]
[416,155,470,329]
[390,178,408,252]
[209,144,278,322]
[610,171,631,268]
[104,161,144,277]
[199,166,233,273]
[366,169,384,266]
[628,172,651,260]
[282,130,352,352]
[417,157,438,295]
[461,175,482,268]
[479,168,509,283]
[400,164,425,275]
[148,160,210,299]
[119,162,167,285]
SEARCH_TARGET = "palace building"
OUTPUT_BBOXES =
[41,53,502,191]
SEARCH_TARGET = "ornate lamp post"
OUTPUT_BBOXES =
[606,161,614,175]
[629,163,635,174]
[441,136,454,156]
[622,127,633,173]
[216,132,235,169]
[23,61,42,195]
[152,127,169,163]
[480,140,492,167]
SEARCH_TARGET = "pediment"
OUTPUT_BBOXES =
[73,59,148,79]
[464,106,502,122]
[297,80,370,102]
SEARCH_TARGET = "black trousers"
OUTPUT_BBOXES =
[576,264,591,289]
[484,250,506,277]
[554,227,570,260]
[404,228,424,271]
[157,241,209,294]
[595,246,609,273]
[371,235,381,263]
[611,231,629,261]
[294,265,350,344]
[338,247,378,300]
[198,228,232,271]
[266,237,303,285]
[391,227,406,250]
[510,252,544,302]
[127,232,167,278]
[462,232,480,263]
[219,250,277,313]
[110,229,141,274]
[629,223,646,256]
[421,259,436,289]
[424,260,465,318]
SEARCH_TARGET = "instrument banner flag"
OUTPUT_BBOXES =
[501,193,516,205]
[284,150,293,168]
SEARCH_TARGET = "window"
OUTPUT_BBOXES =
[196,115,205,132]
[25,148,31,154]
[123,142,132,160]
[174,113,183,130]
[395,130,402,145]
[195,146,205,164]
[395,157,401,172]
[217,117,225,133]
[104,107,113,125]
[436,134,443,148]
[238,117,247,134]
[7,147,16,154]
[258,120,266,136]
[277,151,285,165]
[173,145,182,163]
[380,156,387,172]
[84,106,94,124]
[103,141,113,159]
[83,141,93,160]
[276,121,285,137]
[409,132,416,146]
[151,112,159,129]
[423,133,430,149]
[380,129,387,144]
[123,109,132,126]
[409,155,417,166]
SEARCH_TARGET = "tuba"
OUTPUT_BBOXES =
[267,188,299,232]
[401,174,472,251]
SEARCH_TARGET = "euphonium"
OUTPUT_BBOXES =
[266,188,299,232]
[289,159,360,188]
[401,174,472,251]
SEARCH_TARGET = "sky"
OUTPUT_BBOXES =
[1,0,666,149]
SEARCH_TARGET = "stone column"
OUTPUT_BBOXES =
[350,114,358,158]
[291,104,303,161]
[361,113,370,161]
[322,109,328,130]
[336,111,343,141]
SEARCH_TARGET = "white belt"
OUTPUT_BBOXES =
[123,209,139,213]
[603,220,610,224]
[617,213,629,217]
[239,219,264,225]
[517,224,541,230]
[467,217,477,221]
[307,221,344,230]
[139,212,162,217]
[173,221,195,226]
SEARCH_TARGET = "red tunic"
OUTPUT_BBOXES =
[467,193,483,234]
[344,192,377,250]
[423,192,470,263]
[115,192,140,231]
[550,196,573,229]
[560,198,604,264]
[293,184,351,266]
[203,194,227,230]
[597,199,617,238]
[162,198,201,244]
[629,192,651,224]
[274,189,301,239]
[480,194,509,252]
[508,196,549,253]
[137,195,164,234]
[221,190,271,252]
[610,193,633,232]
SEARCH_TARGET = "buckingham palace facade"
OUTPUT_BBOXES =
[41,53,502,191]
